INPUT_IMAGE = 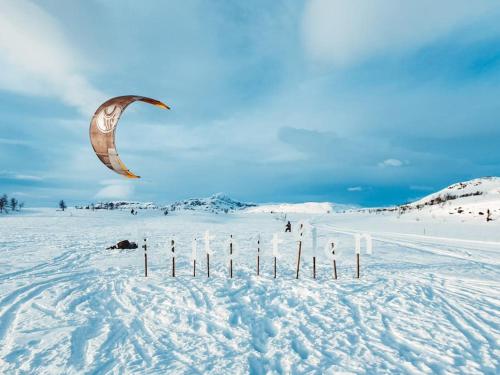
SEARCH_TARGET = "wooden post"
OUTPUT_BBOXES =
[356,253,360,279]
[229,235,233,279]
[171,239,175,277]
[296,240,302,279]
[274,256,277,278]
[192,238,197,277]
[143,237,148,277]
[331,242,337,280]
[271,233,282,279]
[207,253,210,278]
[311,226,317,280]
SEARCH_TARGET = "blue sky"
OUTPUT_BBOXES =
[1,0,500,207]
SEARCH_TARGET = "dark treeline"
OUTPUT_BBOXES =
[0,193,24,214]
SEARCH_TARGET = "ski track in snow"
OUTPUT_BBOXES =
[0,210,499,374]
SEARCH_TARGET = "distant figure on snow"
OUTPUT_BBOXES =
[285,221,291,233]
[487,209,492,222]
[107,240,138,250]
[131,209,135,215]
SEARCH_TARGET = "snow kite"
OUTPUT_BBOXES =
[89,95,170,178]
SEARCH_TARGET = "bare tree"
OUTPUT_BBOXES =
[59,200,67,211]
[10,197,18,211]
[0,194,8,213]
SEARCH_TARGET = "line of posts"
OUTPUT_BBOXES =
[141,232,371,280]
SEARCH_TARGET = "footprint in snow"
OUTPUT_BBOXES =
[291,339,309,360]
[229,311,240,327]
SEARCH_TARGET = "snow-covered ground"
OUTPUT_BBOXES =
[0,208,499,374]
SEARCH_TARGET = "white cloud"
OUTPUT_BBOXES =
[14,174,43,181]
[0,171,43,181]
[95,180,134,200]
[302,0,499,66]
[378,158,404,168]
[347,186,363,192]
[0,0,105,113]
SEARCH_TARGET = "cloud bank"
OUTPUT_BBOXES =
[302,0,499,66]
[0,0,104,114]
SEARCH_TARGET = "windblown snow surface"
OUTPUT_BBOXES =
[0,208,499,374]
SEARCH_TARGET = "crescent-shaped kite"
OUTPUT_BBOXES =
[89,95,170,178]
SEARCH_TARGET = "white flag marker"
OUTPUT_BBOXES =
[324,238,339,279]
[191,237,198,277]
[191,237,198,260]
[271,232,283,258]
[311,226,318,256]
[311,226,318,278]
[324,238,339,260]
[355,233,361,254]
[271,232,283,278]
[354,233,373,278]
[204,230,215,277]
[365,234,373,255]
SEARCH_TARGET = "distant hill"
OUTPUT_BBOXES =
[76,201,158,210]
[78,194,352,215]
[402,177,500,220]
[166,193,256,214]
[78,194,255,214]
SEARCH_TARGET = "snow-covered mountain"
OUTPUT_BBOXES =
[404,177,500,220]
[166,193,256,214]
[80,195,348,215]
[78,194,254,213]
[246,202,334,214]
[78,201,158,210]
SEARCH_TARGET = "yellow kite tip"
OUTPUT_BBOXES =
[155,102,171,110]
[125,173,140,179]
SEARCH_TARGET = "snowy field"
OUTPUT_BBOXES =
[0,209,499,374]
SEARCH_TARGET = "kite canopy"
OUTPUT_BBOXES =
[89,95,170,178]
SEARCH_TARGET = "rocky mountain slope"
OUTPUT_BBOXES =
[404,177,500,220]
[165,193,256,214]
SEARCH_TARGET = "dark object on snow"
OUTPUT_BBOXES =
[107,240,138,250]
[487,209,493,222]
[285,221,291,233]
